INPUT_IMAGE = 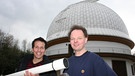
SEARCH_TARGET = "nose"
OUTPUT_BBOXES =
[37,47,41,51]
[74,39,78,43]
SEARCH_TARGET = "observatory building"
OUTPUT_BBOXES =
[46,0,135,76]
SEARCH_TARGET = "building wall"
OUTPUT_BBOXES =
[46,42,69,56]
[46,41,134,76]
[86,41,131,54]
[46,41,131,56]
[103,57,134,76]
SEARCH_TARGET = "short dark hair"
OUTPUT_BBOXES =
[68,25,88,39]
[32,37,47,49]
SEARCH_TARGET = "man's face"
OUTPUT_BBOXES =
[70,29,87,52]
[32,41,45,59]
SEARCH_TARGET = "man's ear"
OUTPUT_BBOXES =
[85,37,88,43]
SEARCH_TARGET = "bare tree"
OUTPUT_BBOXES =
[22,39,27,52]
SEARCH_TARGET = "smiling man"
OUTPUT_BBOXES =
[17,37,57,76]
[63,25,117,76]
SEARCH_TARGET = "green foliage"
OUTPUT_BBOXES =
[0,29,31,75]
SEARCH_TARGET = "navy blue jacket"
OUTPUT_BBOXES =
[64,51,117,76]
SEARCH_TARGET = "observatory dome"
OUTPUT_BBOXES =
[46,2,135,75]
[46,0,130,43]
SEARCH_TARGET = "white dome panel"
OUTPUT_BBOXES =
[47,1,130,41]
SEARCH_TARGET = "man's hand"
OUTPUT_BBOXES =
[24,70,39,76]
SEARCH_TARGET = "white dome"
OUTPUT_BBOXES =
[47,0,130,41]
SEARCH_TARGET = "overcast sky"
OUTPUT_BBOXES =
[0,0,135,54]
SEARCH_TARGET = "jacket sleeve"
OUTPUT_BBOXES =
[93,55,118,76]
[16,54,33,72]
[15,57,26,72]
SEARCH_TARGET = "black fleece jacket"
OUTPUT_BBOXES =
[16,54,57,76]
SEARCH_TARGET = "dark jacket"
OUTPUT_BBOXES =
[17,54,57,76]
